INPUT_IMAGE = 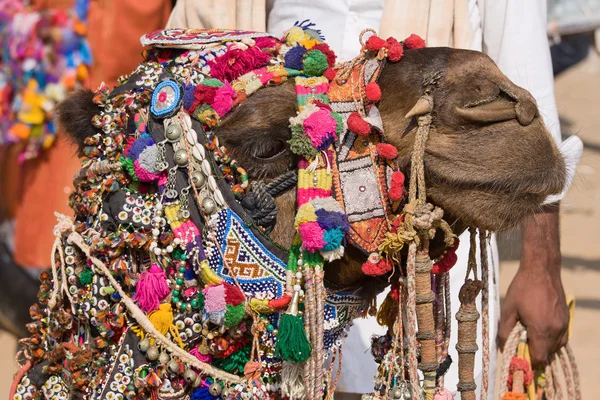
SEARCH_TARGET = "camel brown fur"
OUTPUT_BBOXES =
[210,48,565,286]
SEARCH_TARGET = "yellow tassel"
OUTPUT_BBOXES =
[148,303,185,348]
[198,260,223,285]
[376,292,398,327]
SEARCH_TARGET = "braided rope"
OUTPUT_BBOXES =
[498,322,522,398]
[265,170,298,197]
[405,242,421,398]
[479,230,490,400]
[499,324,582,400]
[565,345,582,400]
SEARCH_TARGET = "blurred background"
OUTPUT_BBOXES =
[0,0,599,397]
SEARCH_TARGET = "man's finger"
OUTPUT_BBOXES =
[527,333,550,367]
[497,305,518,351]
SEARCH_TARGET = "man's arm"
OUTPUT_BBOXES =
[497,204,569,366]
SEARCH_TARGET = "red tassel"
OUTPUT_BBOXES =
[268,294,292,310]
[366,35,386,52]
[389,171,405,201]
[347,112,372,136]
[404,34,426,49]
[362,256,393,276]
[376,143,398,160]
[386,37,404,62]
[366,82,382,102]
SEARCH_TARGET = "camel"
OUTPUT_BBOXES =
[10,29,565,400]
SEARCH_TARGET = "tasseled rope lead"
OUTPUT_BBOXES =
[479,230,490,400]
[455,228,482,400]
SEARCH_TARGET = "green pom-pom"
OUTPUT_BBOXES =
[224,303,245,327]
[274,314,312,363]
[303,50,328,77]
[332,111,344,137]
[119,156,139,182]
[196,292,205,311]
[172,247,185,260]
[288,125,318,159]
[79,268,94,286]
[212,345,251,374]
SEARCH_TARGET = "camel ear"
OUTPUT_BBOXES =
[55,89,100,149]
[454,100,518,124]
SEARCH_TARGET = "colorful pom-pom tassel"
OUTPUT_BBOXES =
[274,292,311,363]
[347,112,372,136]
[376,143,398,160]
[389,171,406,201]
[133,264,170,313]
[366,82,382,103]
[404,33,426,49]
[323,67,336,81]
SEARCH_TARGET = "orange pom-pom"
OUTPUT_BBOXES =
[366,82,382,102]
[376,143,398,159]
[365,35,386,52]
[404,34,426,49]
[347,112,372,136]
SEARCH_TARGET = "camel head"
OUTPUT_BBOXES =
[210,48,566,245]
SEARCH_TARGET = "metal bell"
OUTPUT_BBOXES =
[165,124,182,142]
[209,382,222,396]
[167,359,180,374]
[146,346,160,361]
[138,338,150,352]
[191,171,205,188]
[183,368,197,384]
[158,351,170,365]
[201,197,216,214]
[174,149,189,166]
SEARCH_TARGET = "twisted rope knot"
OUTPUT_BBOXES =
[240,182,278,233]
[53,213,75,237]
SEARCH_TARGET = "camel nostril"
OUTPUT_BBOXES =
[515,99,537,126]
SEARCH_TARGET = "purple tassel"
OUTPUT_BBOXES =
[133,264,170,313]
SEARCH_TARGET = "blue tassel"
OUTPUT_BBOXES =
[191,387,218,400]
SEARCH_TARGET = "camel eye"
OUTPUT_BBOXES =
[251,140,288,160]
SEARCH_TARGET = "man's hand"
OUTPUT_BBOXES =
[497,204,569,367]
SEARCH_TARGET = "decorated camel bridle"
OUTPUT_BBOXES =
[12,22,576,400]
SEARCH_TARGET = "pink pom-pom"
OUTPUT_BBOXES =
[434,388,454,400]
[365,35,386,52]
[212,83,235,117]
[365,82,382,102]
[303,107,338,147]
[404,34,426,49]
[298,221,326,252]
[386,37,404,62]
[347,112,372,136]
[389,171,405,201]
[133,264,170,313]
[189,346,212,363]
[203,284,226,313]
[376,143,398,160]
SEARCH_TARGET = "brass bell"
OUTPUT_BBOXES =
[138,338,150,352]
[183,368,197,384]
[202,197,216,214]
[167,359,180,374]
[158,351,170,365]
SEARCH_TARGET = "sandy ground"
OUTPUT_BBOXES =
[1,53,599,399]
